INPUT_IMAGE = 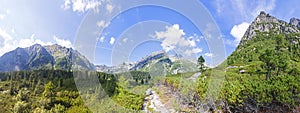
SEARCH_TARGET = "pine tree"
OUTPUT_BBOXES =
[198,55,205,72]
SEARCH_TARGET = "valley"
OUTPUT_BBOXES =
[0,11,299,113]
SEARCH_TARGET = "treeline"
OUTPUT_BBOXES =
[116,71,151,85]
[0,70,149,112]
[0,70,90,113]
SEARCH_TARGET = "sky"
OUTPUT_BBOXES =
[0,0,299,67]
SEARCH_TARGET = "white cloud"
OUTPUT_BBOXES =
[109,36,115,45]
[53,35,73,48]
[0,29,74,56]
[184,48,203,56]
[62,0,101,13]
[99,36,105,42]
[188,37,196,47]
[106,4,114,13]
[230,22,250,45]
[0,28,12,49]
[62,0,71,10]
[17,34,53,48]
[204,53,214,57]
[153,24,204,57]
[122,38,128,43]
[154,24,195,52]
[0,33,53,56]
[97,20,109,28]
[72,0,86,13]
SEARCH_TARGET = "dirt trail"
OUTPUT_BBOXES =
[187,72,201,82]
[143,88,175,113]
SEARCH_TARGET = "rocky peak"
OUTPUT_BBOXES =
[0,44,95,72]
[255,11,279,23]
[240,11,300,45]
[131,50,168,70]
[290,17,300,28]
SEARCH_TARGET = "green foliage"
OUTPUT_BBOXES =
[13,101,30,113]
[198,55,205,72]
[113,86,145,110]
[222,31,300,112]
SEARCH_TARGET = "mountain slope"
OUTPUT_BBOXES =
[227,11,300,66]
[0,44,94,72]
[96,51,198,75]
[221,11,300,112]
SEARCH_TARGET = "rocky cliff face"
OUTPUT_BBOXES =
[240,11,300,46]
[0,44,95,72]
[227,11,300,65]
[290,17,300,28]
[130,51,169,71]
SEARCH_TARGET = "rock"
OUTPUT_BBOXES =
[145,88,152,96]
[290,18,300,28]
[240,11,300,46]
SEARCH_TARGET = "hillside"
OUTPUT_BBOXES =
[227,11,300,66]
[221,11,300,112]
[0,44,95,72]
[147,12,300,113]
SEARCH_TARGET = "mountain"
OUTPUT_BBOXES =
[227,11,300,66]
[0,44,95,72]
[220,11,300,112]
[96,50,198,75]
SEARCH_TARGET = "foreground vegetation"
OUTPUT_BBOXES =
[0,70,150,112]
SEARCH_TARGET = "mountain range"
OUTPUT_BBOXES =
[0,44,94,72]
[1,11,299,75]
[96,51,198,75]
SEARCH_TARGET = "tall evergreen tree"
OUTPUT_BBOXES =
[198,55,205,72]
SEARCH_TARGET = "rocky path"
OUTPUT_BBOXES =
[187,72,201,82]
[143,88,175,113]
[142,72,203,113]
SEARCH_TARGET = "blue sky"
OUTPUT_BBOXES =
[0,0,299,66]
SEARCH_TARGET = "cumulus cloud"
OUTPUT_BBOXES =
[0,28,74,56]
[154,24,196,52]
[62,0,101,13]
[230,22,250,45]
[153,24,203,57]
[106,4,114,13]
[109,36,115,45]
[17,34,53,48]
[0,33,53,56]
[53,35,73,48]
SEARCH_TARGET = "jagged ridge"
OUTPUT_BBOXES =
[0,44,95,72]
